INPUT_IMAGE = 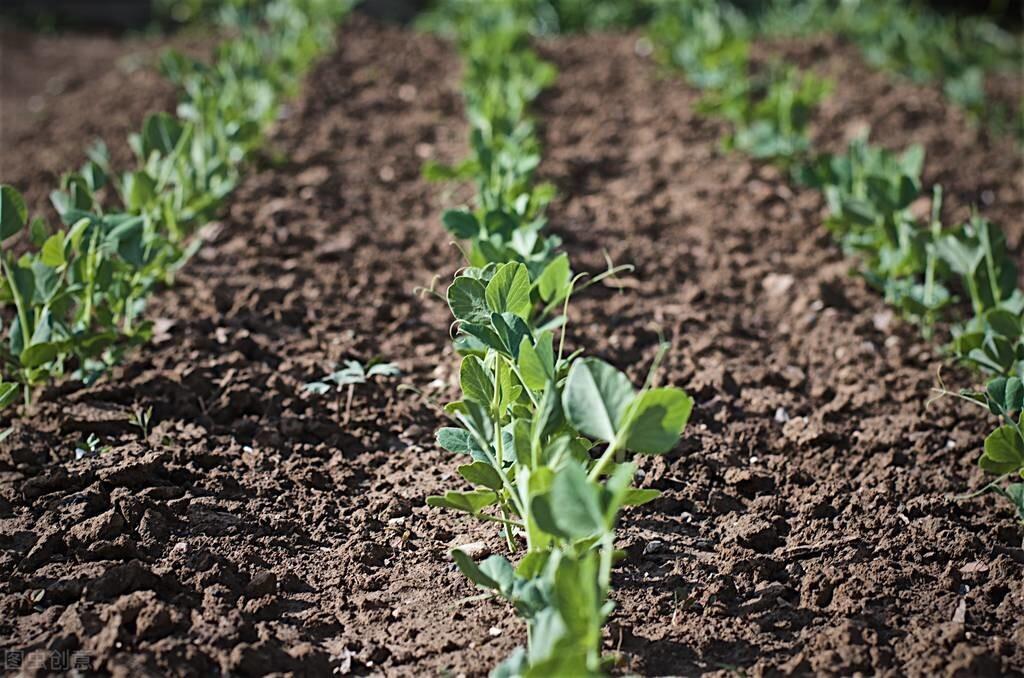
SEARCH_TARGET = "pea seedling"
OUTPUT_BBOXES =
[305,359,401,425]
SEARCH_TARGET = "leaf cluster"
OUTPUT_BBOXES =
[751,0,1023,140]
[652,0,830,166]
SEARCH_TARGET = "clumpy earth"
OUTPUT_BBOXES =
[1,13,1022,677]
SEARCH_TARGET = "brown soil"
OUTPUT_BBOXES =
[1,16,1022,678]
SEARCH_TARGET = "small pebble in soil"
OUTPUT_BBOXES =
[454,541,490,559]
[774,407,790,423]
[488,626,502,637]
[643,540,664,556]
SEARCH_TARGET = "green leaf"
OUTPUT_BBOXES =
[437,427,477,455]
[458,461,504,491]
[518,331,554,392]
[562,358,635,444]
[536,253,571,303]
[447,276,490,324]
[442,209,480,239]
[0,185,28,241]
[124,171,157,211]
[20,342,59,369]
[988,377,1024,416]
[552,552,600,638]
[619,387,693,454]
[451,549,500,590]
[460,355,494,405]
[531,461,607,540]
[1004,483,1024,522]
[426,489,498,515]
[0,382,19,409]
[622,488,662,506]
[987,309,1021,340]
[980,425,1024,475]
[141,112,185,156]
[491,312,531,358]
[40,233,66,268]
[479,555,516,595]
[485,262,532,319]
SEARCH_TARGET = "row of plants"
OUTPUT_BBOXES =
[451,0,1021,140]
[650,0,1024,525]
[420,3,692,675]
[0,0,352,414]
[750,0,1023,140]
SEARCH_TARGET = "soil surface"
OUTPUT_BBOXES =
[2,14,1023,677]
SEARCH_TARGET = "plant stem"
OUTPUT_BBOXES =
[588,440,621,482]
[344,383,354,425]
[1,256,33,356]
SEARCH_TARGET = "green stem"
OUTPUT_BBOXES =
[587,439,621,482]
[2,255,33,354]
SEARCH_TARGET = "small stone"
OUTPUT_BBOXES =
[763,273,795,298]
[642,540,664,556]
[453,541,490,560]
[774,407,790,423]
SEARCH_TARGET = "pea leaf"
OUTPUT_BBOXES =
[21,342,60,369]
[40,233,66,268]
[491,312,531,358]
[980,425,1024,475]
[0,382,19,410]
[448,276,490,324]
[531,461,606,539]
[561,358,635,444]
[437,427,477,455]
[460,355,494,405]
[485,262,532,319]
[518,331,554,392]
[622,488,662,506]
[619,387,693,454]
[458,461,504,491]
[442,209,480,239]
[0,185,28,241]
[426,489,498,515]
[536,253,571,303]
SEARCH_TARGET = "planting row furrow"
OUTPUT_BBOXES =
[419,4,691,675]
[0,0,352,420]
[651,0,1024,525]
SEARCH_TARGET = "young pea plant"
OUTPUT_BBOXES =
[936,373,1024,530]
[430,261,692,675]
[305,359,401,425]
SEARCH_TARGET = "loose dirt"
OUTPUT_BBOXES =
[1,15,1021,677]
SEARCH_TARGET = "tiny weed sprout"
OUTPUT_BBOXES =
[128,404,154,440]
[305,359,401,424]
[75,433,110,460]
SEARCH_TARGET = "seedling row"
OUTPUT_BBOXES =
[651,0,1024,525]
[0,0,353,416]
